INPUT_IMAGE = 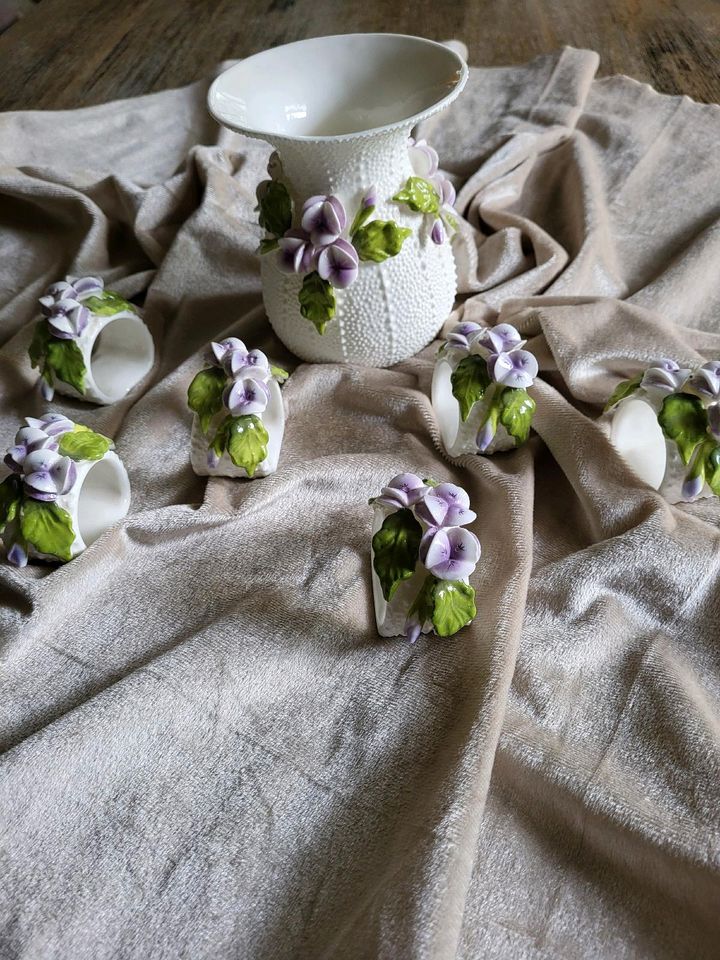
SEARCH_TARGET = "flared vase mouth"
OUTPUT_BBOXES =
[208,33,468,144]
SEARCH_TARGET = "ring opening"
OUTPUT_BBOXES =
[76,457,131,546]
[610,397,667,490]
[432,359,461,451]
[90,315,154,402]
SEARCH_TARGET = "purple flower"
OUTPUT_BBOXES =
[25,413,74,437]
[277,229,316,274]
[431,219,445,245]
[22,449,77,502]
[476,419,496,453]
[210,338,270,381]
[489,349,539,389]
[431,174,456,206]
[473,323,526,356]
[46,300,90,340]
[317,238,359,289]
[415,482,476,528]
[687,360,720,400]
[708,403,720,441]
[40,379,54,402]
[224,376,270,417]
[375,473,429,510]
[362,186,378,209]
[404,614,423,645]
[301,195,347,246]
[445,322,482,352]
[70,276,104,298]
[682,473,704,501]
[641,359,691,393]
[4,423,60,473]
[420,526,481,581]
[408,137,439,178]
[7,542,28,568]
[207,448,220,469]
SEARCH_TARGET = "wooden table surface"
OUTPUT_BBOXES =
[0,0,718,112]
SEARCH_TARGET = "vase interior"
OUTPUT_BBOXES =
[208,33,467,141]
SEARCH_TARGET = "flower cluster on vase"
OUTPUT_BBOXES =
[29,276,138,400]
[371,473,480,642]
[392,137,458,245]
[0,414,113,566]
[187,337,288,477]
[254,140,458,336]
[442,321,538,452]
[606,358,720,500]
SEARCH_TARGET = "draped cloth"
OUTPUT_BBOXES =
[1,46,719,959]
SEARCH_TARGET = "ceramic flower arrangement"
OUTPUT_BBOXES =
[28,276,154,404]
[0,413,128,566]
[432,321,538,457]
[187,337,288,478]
[370,473,480,643]
[606,358,720,501]
[255,136,457,337]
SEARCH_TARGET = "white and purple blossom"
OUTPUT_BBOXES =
[224,376,270,417]
[415,482,476,528]
[362,186,378,209]
[211,338,270,381]
[40,379,54,402]
[25,413,74,437]
[444,321,482,352]
[22,448,77,502]
[476,419,495,453]
[3,415,72,473]
[431,174,456,206]
[301,195,347,247]
[473,323,526,357]
[489,349,539,389]
[277,229,316,274]
[420,525,481,581]
[687,360,720,400]
[404,614,423,645]
[431,220,445,245]
[7,542,28,568]
[317,238,359,289]
[408,137,439,178]
[641,358,691,394]
[682,473,704,501]
[39,277,104,340]
[375,473,429,510]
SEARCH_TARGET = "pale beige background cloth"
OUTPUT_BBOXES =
[0,47,719,959]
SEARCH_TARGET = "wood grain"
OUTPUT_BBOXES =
[0,0,718,112]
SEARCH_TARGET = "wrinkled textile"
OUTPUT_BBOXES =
[1,46,719,960]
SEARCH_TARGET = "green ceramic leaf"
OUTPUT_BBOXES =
[28,320,51,369]
[451,355,491,421]
[45,338,87,395]
[372,507,422,602]
[83,290,136,316]
[658,393,708,464]
[499,387,536,445]
[298,272,336,335]
[349,203,375,238]
[58,425,112,461]
[604,374,643,412]
[704,443,720,495]
[270,364,289,383]
[258,180,292,237]
[259,237,279,254]
[20,498,75,561]
[352,219,412,263]
[392,177,441,215]
[224,414,269,478]
[0,475,22,532]
[187,366,227,434]
[407,573,437,629]
[432,580,476,637]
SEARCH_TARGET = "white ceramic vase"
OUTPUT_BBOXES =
[208,34,468,367]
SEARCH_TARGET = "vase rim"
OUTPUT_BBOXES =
[208,33,468,144]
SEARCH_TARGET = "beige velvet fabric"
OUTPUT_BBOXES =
[1,47,719,959]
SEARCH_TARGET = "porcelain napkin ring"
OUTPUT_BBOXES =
[606,358,720,503]
[188,338,288,479]
[370,473,480,642]
[1,413,131,566]
[29,276,154,405]
[432,321,537,457]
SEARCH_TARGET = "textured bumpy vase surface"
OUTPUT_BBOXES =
[209,34,468,367]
